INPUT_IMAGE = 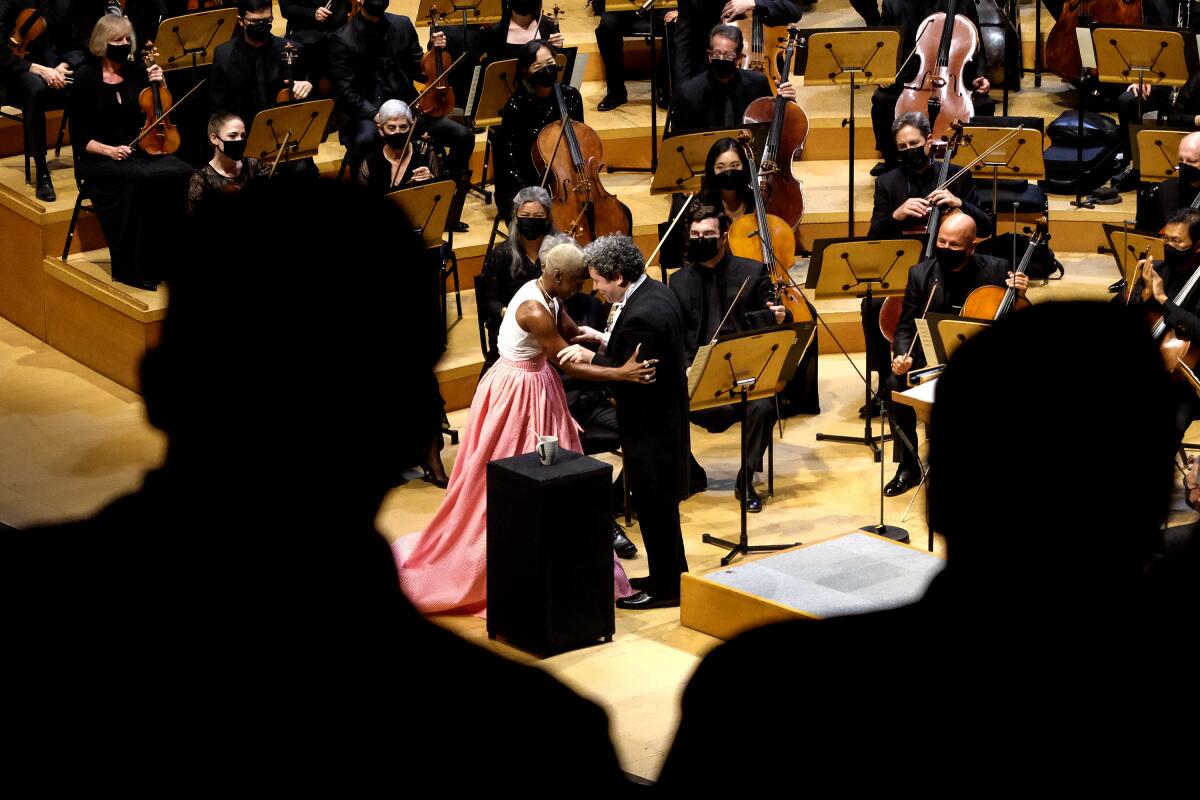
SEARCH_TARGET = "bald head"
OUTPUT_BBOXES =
[935,212,978,252]
[1180,132,1200,185]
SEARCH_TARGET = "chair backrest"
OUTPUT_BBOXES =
[472,273,489,358]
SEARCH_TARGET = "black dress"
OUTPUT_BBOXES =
[186,158,267,214]
[69,60,192,287]
[493,83,583,218]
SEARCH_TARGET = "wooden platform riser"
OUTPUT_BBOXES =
[0,111,68,160]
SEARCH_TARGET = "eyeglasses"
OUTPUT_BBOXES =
[689,233,720,239]
[1163,235,1191,247]
[707,49,739,62]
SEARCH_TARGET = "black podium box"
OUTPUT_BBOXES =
[486,450,615,657]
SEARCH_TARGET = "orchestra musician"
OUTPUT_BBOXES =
[591,0,670,112]
[1129,208,1200,441]
[210,0,313,125]
[1139,131,1200,234]
[0,0,83,201]
[671,0,802,90]
[186,110,267,213]
[869,0,993,175]
[493,39,581,219]
[670,23,795,134]
[483,0,563,64]
[279,0,348,90]
[668,205,788,512]
[357,99,438,192]
[658,136,755,271]
[328,0,473,197]
[69,12,192,290]
[71,0,165,53]
[883,212,1026,496]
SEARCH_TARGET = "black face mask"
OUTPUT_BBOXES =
[1179,162,1200,186]
[714,169,747,192]
[509,0,536,14]
[383,131,410,151]
[934,246,967,272]
[244,20,272,41]
[687,236,722,263]
[1164,243,1195,270]
[898,146,929,172]
[529,64,558,87]
[709,58,737,80]
[516,216,551,239]
[362,0,389,16]
[219,137,247,160]
[105,42,131,63]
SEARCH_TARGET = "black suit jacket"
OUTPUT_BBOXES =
[672,0,803,86]
[892,253,1010,366]
[594,277,691,501]
[868,162,992,239]
[281,0,349,37]
[329,13,423,120]
[1143,177,1200,236]
[211,34,308,124]
[672,68,773,133]
[668,253,785,364]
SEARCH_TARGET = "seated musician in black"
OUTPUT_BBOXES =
[1139,130,1200,234]
[70,0,164,53]
[591,0,670,112]
[861,111,993,412]
[659,136,754,272]
[493,40,582,219]
[0,0,84,201]
[329,0,473,204]
[279,0,348,91]
[187,110,267,213]
[357,99,438,192]
[884,212,1026,496]
[869,0,993,175]
[211,0,313,126]
[70,13,192,290]
[672,0,802,89]
[671,23,795,134]
[483,0,563,64]
[1130,208,1200,441]
[667,204,788,512]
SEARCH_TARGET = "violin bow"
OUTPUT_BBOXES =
[903,278,940,362]
[644,192,696,269]
[127,77,208,148]
[267,130,291,178]
[926,125,1025,199]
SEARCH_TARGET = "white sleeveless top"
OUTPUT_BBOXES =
[498,279,558,361]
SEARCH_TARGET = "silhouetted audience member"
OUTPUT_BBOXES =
[659,302,1182,791]
[1,179,626,789]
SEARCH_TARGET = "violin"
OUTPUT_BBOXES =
[960,214,1047,320]
[728,136,813,324]
[735,12,787,96]
[7,0,52,59]
[1045,0,1142,83]
[275,41,299,104]
[742,25,808,230]
[894,0,978,140]
[136,44,181,156]
[533,81,630,244]
[417,5,455,119]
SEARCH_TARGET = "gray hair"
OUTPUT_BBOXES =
[892,111,931,139]
[540,235,585,278]
[506,186,557,279]
[374,100,413,126]
[582,234,645,284]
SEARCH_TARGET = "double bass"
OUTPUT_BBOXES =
[894,0,978,139]
[533,79,630,244]
[742,25,808,229]
[1045,0,1142,83]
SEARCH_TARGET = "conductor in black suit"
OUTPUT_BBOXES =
[669,205,788,513]
[566,234,691,609]
[671,23,794,133]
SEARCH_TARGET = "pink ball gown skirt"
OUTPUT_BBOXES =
[393,355,633,616]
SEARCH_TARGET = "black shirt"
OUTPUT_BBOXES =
[671,68,774,133]
[70,59,149,153]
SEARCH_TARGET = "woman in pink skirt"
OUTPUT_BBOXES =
[393,237,656,615]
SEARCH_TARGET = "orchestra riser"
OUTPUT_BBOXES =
[0,109,68,160]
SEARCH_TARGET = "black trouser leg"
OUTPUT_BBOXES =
[419,115,474,177]
[884,370,920,474]
[595,12,627,97]
[861,296,890,393]
[689,398,775,475]
[872,84,901,165]
[13,71,53,175]
[1116,86,1171,162]
[340,118,378,180]
[633,493,687,598]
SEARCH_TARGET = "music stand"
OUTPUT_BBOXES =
[1103,222,1164,287]
[153,9,238,75]
[649,127,753,194]
[1135,126,1191,182]
[692,324,814,566]
[388,178,456,248]
[799,28,900,237]
[951,125,1046,221]
[603,0,679,175]
[245,100,334,167]
[807,236,923,461]
[417,0,504,28]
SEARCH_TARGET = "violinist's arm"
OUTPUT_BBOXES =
[1162,300,1200,343]
[519,301,657,383]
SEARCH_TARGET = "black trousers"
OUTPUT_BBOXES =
[861,296,892,380]
[340,114,474,178]
[1115,85,1173,162]
[77,153,192,286]
[630,488,687,598]
[883,368,921,475]
[594,11,670,101]
[690,397,775,474]
[871,84,996,165]
[4,70,67,175]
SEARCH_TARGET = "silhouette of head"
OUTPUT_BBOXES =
[928,302,1175,598]
[142,179,442,513]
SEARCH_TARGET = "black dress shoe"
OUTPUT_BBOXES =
[136,279,160,291]
[421,464,449,489]
[452,221,469,233]
[858,397,883,419]
[35,174,56,202]
[613,522,638,559]
[616,591,680,610]
[629,576,652,591]
[734,480,763,512]
[1112,164,1140,193]
[883,469,921,497]
[597,92,628,111]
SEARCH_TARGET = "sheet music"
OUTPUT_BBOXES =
[569,53,588,91]
[915,318,940,366]
[465,65,482,121]
[1078,29,1097,70]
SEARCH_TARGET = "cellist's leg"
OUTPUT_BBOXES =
[871,84,902,171]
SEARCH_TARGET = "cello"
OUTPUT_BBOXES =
[728,136,813,323]
[742,25,808,230]
[894,0,978,140]
[1045,0,1142,83]
[960,215,1048,320]
[533,80,630,244]
[1144,245,1200,384]
[735,12,787,96]
[416,5,455,119]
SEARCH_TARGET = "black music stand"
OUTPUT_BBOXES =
[952,125,1045,222]
[806,236,923,461]
[604,0,678,174]
[798,28,901,237]
[692,324,814,566]
[418,0,504,28]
